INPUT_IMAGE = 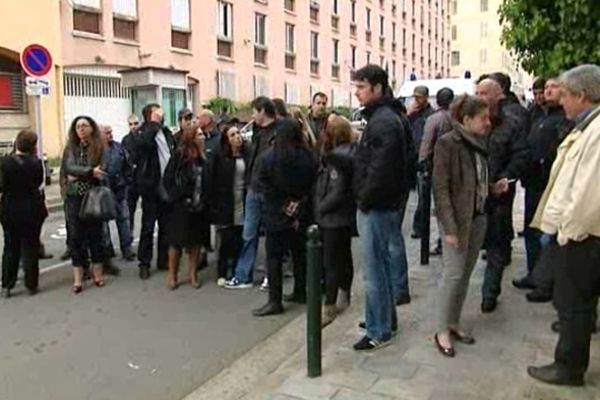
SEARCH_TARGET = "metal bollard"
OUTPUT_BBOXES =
[306,224,322,378]
[420,174,432,265]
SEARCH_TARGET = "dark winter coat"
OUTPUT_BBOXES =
[105,140,132,199]
[135,121,175,197]
[353,98,409,211]
[314,143,356,229]
[209,147,250,225]
[246,121,278,191]
[408,103,435,156]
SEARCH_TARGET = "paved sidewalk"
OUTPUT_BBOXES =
[187,192,600,400]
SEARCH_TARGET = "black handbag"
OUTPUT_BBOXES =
[79,185,117,221]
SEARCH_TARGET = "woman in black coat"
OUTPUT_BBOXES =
[314,114,356,326]
[163,126,211,290]
[0,130,47,298]
[252,119,318,317]
[211,124,248,286]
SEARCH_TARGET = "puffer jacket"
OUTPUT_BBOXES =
[314,143,356,229]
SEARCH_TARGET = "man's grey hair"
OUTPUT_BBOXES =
[560,64,600,103]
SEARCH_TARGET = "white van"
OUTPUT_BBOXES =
[396,78,475,107]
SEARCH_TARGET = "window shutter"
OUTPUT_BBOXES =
[113,0,137,18]
[171,0,190,31]
[72,0,101,9]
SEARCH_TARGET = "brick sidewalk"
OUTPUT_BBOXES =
[231,194,600,400]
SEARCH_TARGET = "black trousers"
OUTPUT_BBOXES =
[322,227,354,305]
[266,228,306,305]
[552,237,600,377]
[1,221,42,290]
[65,196,104,266]
[482,196,514,300]
[138,194,168,269]
[127,184,139,235]
[217,225,243,279]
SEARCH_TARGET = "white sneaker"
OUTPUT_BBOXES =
[217,278,226,287]
[224,278,253,289]
[260,277,269,292]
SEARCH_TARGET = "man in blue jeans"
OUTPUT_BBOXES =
[225,97,278,289]
[352,65,410,351]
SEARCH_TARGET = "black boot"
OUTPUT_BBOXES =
[481,298,497,313]
[527,364,584,386]
[252,302,284,317]
[526,289,552,303]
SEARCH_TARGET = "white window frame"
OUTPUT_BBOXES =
[72,0,101,9]
[285,23,295,54]
[254,13,267,46]
[171,0,190,31]
[311,31,319,61]
[217,0,233,41]
[113,0,137,18]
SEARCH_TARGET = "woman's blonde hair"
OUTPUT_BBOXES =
[289,107,317,148]
[322,114,353,153]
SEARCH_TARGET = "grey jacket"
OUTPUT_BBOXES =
[419,109,452,165]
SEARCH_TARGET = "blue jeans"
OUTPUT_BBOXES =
[390,199,410,300]
[233,190,264,283]
[105,195,133,255]
[358,209,400,342]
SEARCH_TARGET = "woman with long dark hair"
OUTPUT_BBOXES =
[0,130,47,298]
[314,115,356,326]
[163,124,210,289]
[64,116,108,293]
[432,95,491,357]
[212,124,248,286]
[252,119,318,316]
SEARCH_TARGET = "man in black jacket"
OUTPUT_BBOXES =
[352,65,409,351]
[513,77,569,292]
[476,78,529,313]
[136,104,175,280]
[121,114,141,232]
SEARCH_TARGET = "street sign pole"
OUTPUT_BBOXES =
[33,94,46,189]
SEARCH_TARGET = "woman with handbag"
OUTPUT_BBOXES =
[64,116,109,293]
[0,130,47,298]
[163,126,210,289]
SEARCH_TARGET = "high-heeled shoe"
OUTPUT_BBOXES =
[72,285,83,294]
[93,279,105,288]
[434,333,455,357]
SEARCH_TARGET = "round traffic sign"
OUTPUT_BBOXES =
[20,44,53,77]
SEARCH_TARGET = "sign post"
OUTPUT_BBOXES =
[20,44,53,188]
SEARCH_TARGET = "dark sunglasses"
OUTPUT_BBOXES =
[183,114,194,121]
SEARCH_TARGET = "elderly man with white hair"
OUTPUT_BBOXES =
[527,64,600,386]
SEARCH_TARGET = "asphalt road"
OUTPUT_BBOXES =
[0,210,303,400]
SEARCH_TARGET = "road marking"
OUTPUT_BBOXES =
[40,261,70,274]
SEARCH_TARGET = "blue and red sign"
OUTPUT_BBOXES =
[20,44,53,77]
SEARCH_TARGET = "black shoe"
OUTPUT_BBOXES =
[358,321,398,337]
[481,251,487,261]
[512,276,536,290]
[396,294,411,306]
[434,334,455,357]
[139,265,150,280]
[60,250,72,261]
[283,293,307,304]
[39,251,53,260]
[353,335,390,351]
[526,289,552,303]
[430,246,443,256]
[410,232,421,239]
[0,288,11,298]
[252,302,284,317]
[552,321,598,334]
[527,364,584,386]
[103,261,120,276]
[481,298,497,313]
[122,249,136,262]
[27,287,39,296]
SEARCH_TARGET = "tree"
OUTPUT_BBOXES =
[499,0,600,77]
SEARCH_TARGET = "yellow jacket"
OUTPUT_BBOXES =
[531,105,600,245]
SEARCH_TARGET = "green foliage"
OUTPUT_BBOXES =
[331,106,353,119]
[499,0,600,77]
[205,97,238,115]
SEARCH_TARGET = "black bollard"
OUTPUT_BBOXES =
[306,224,322,378]
[420,173,431,265]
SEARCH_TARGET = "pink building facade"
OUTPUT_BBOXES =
[60,0,449,135]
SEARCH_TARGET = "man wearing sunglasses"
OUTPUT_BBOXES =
[122,114,141,232]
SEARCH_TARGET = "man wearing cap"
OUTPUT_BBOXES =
[408,86,434,239]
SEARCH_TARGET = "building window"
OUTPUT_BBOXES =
[366,51,371,64]
[284,82,300,105]
[310,1,319,23]
[380,56,385,68]
[73,9,102,34]
[217,0,233,57]
[480,0,488,12]
[310,31,319,75]
[216,70,236,99]
[333,0,339,15]
[451,50,460,66]
[480,22,488,38]
[253,75,269,97]
[351,0,356,22]
[284,0,295,12]
[480,48,488,64]
[285,23,296,70]
[451,25,457,40]
[0,70,25,112]
[451,0,457,15]
[332,39,340,78]
[402,28,406,46]
[392,60,396,79]
[351,46,357,69]
[254,13,268,65]
[392,22,396,42]
[162,88,186,127]
[366,7,371,31]
[171,0,191,49]
[113,0,137,40]
[379,15,384,36]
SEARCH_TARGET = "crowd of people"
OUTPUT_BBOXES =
[1,62,599,387]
